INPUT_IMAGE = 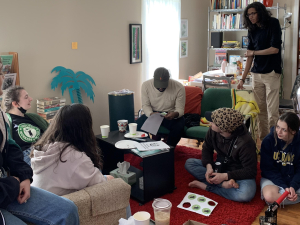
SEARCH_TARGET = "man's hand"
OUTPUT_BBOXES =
[150,112,160,116]
[106,175,115,181]
[205,166,214,184]
[209,173,227,184]
[244,50,254,57]
[17,179,31,204]
[286,187,298,202]
[237,80,245,90]
[164,111,179,120]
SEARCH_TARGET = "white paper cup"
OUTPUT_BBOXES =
[129,123,137,135]
[133,211,150,225]
[100,125,110,138]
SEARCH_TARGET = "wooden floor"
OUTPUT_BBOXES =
[177,138,300,225]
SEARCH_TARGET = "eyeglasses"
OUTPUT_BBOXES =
[246,12,257,18]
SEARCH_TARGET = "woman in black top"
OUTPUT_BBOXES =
[237,2,282,140]
[0,75,79,224]
[3,87,48,166]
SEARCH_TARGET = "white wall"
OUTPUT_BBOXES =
[180,0,210,79]
[0,0,142,133]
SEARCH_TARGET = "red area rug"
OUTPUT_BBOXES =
[125,145,265,225]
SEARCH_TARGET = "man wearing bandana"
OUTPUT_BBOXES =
[137,67,185,147]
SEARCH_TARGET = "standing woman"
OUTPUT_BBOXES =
[237,2,282,140]
[260,112,300,205]
[3,86,48,165]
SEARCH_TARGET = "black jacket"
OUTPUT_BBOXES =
[202,124,257,180]
[0,111,33,208]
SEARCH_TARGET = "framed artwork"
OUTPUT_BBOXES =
[180,40,188,58]
[129,24,142,64]
[181,19,188,38]
[242,36,249,48]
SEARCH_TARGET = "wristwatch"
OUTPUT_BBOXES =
[240,79,245,83]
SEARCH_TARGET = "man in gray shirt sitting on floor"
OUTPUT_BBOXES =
[137,67,185,147]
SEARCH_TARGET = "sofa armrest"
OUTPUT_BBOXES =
[63,178,131,217]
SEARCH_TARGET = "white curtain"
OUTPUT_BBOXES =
[141,0,181,82]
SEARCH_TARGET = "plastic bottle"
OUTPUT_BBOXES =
[232,62,238,78]
[221,59,228,73]
[236,57,243,76]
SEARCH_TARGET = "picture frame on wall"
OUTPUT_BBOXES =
[180,40,188,58]
[129,24,142,64]
[242,36,249,48]
[181,19,188,38]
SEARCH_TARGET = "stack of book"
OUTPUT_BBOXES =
[211,0,263,10]
[37,97,66,123]
[222,41,240,48]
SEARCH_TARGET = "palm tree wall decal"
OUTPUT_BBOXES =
[51,66,96,104]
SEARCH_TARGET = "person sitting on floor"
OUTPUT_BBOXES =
[260,112,300,205]
[3,86,49,166]
[185,108,257,202]
[136,67,185,147]
[0,76,79,225]
[30,103,131,218]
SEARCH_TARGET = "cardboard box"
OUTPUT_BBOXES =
[183,220,207,225]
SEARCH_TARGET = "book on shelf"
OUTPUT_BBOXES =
[222,41,241,48]
[0,55,14,74]
[212,13,243,30]
[211,0,263,10]
[37,97,66,106]
[37,102,65,109]
[1,73,17,91]
[38,111,57,120]
[37,106,63,113]
[131,148,169,158]
[214,49,227,65]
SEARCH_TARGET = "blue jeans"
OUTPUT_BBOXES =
[185,158,256,202]
[23,147,31,166]
[1,186,79,225]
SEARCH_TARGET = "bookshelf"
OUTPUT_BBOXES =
[0,52,20,86]
[207,4,287,71]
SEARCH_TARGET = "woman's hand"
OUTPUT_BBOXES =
[106,175,114,181]
[286,187,298,202]
[17,179,31,204]
[209,173,227,184]
[205,167,214,184]
[237,80,245,90]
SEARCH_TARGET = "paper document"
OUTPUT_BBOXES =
[141,113,164,135]
[134,141,170,151]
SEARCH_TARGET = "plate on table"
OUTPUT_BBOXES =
[124,131,148,138]
[115,140,139,149]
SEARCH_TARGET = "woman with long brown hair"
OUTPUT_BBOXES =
[237,2,282,141]
[31,104,114,196]
[260,112,300,205]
